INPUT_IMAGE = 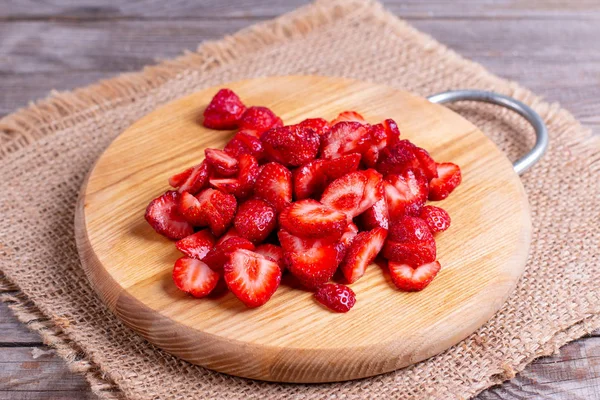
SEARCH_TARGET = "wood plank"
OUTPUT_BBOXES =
[2,0,600,20]
[0,302,43,344]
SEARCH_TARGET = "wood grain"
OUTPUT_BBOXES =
[75,75,531,383]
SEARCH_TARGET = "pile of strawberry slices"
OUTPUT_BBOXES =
[144,88,462,313]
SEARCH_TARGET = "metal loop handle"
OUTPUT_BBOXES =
[427,90,548,175]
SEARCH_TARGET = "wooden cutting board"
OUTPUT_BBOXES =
[75,75,531,383]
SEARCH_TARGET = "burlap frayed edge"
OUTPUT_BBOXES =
[0,0,599,398]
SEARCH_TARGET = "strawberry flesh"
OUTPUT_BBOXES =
[172,257,220,298]
[358,197,389,230]
[170,161,211,195]
[341,227,387,284]
[314,283,356,313]
[175,229,215,259]
[261,125,321,167]
[254,162,292,213]
[255,244,285,272]
[204,148,239,177]
[224,130,265,161]
[145,191,194,240]
[293,159,327,200]
[321,171,367,218]
[330,111,366,125]
[428,162,462,201]
[389,261,441,291]
[203,237,255,272]
[279,199,348,239]
[384,169,428,218]
[320,121,369,160]
[203,88,246,130]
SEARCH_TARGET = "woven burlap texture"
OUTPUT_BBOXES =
[1,0,599,399]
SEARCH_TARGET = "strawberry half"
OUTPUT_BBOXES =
[209,178,240,196]
[255,244,285,272]
[389,261,441,291]
[376,140,418,176]
[236,153,260,200]
[169,161,211,195]
[382,118,401,147]
[145,191,194,240]
[238,106,283,134]
[413,147,438,181]
[261,125,321,167]
[314,283,356,313]
[358,197,389,231]
[420,205,451,233]
[217,226,242,245]
[224,130,265,161]
[224,249,282,307]
[254,162,292,213]
[279,199,348,239]
[330,111,366,125]
[357,169,384,215]
[341,227,387,284]
[293,159,327,200]
[322,153,361,181]
[298,118,330,136]
[320,171,367,218]
[234,199,277,243]
[175,229,215,259]
[204,148,239,177]
[203,88,246,130]
[179,188,237,236]
[428,162,462,201]
[320,121,369,160]
[383,239,436,266]
[384,169,428,218]
[203,237,255,272]
[335,223,359,264]
[172,257,220,298]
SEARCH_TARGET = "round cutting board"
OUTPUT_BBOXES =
[75,75,531,383]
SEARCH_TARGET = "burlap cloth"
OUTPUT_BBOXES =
[1,0,598,398]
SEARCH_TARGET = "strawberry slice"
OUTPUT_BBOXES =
[261,125,321,167]
[255,244,285,272]
[322,153,361,181]
[234,199,277,243]
[238,106,283,134]
[224,249,282,307]
[297,118,330,136]
[330,111,366,125]
[358,197,389,230]
[203,237,255,272]
[382,118,401,147]
[175,229,215,259]
[278,230,339,289]
[209,178,240,195]
[169,161,211,195]
[341,227,387,284]
[389,261,441,291]
[362,123,387,168]
[320,171,367,218]
[254,162,292,213]
[203,88,246,130]
[314,283,356,313]
[428,162,462,201]
[204,148,239,177]
[383,239,436,266]
[320,121,369,160]
[179,188,236,236]
[279,199,348,239]
[420,205,451,233]
[376,140,418,176]
[389,215,433,243]
[293,159,327,200]
[145,191,194,240]
[357,169,384,215]
[335,223,359,264]
[384,169,428,218]
[217,226,241,245]
[413,147,438,181]
[224,130,265,161]
[172,257,220,298]
[236,153,260,200]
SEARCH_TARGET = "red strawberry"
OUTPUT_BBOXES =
[172,257,221,298]
[177,191,205,225]
[389,261,441,291]
[420,205,451,233]
[203,88,246,130]
[298,118,330,136]
[322,153,361,181]
[314,283,356,313]
[376,140,418,176]
[428,162,462,201]
[255,244,285,272]
[335,223,359,264]
[279,199,348,239]
[382,118,401,146]
[389,215,433,243]
[278,230,339,289]
[320,122,369,160]
[358,198,389,230]
[206,190,237,236]
[384,169,428,218]
[180,188,236,236]
[357,169,384,215]
[413,147,438,181]
[320,171,367,218]
[224,249,282,307]
[217,226,241,245]
[145,191,194,240]
[175,229,215,259]
[234,199,277,243]
[254,162,292,213]
[224,130,265,161]
[169,161,210,195]
[383,239,436,266]
[203,237,255,272]
[238,106,283,134]
[209,178,240,195]
[261,125,321,167]
[293,159,327,200]
[236,153,260,200]
[204,148,239,177]
[362,123,387,168]
[341,227,387,284]
[330,111,366,125]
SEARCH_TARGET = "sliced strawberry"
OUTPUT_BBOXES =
[145,191,194,240]
[389,215,433,243]
[298,118,330,136]
[420,205,451,233]
[293,159,327,200]
[358,197,389,230]
[209,178,240,195]
[203,237,255,272]
[203,88,246,130]
[170,161,210,195]
[383,239,436,266]
[279,199,347,239]
[389,261,441,291]
[413,147,438,181]
[223,130,265,161]
[216,226,241,245]
[261,125,321,167]
[376,140,418,176]
[382,118,401,146]
[172,257,220,298]
[180,188,236,236]
[234,199,277,243]
[236,153,260,200]
[362,123,387,168]
[254,162,292,213]
[224,249,282,307]
[175,229,215,259]
[330,111,366,125]
[255,244,285,272]
[204,148,239,177]
[320,171,367,218]
[322,153,361,181]
[357,169,384,215]
[341,227,387,284]
[177,191,205,226]
[335,223,359,265]
[314,283,356,313]
[238,106,283,134]
[320,122,369,160]
[428,162,462,201]
[385,169,428,218]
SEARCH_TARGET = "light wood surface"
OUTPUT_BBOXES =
[2,0,599,397]
[74,75,531,383]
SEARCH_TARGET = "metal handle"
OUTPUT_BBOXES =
[427,90,548,175]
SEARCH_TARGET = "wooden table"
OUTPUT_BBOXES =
[1,1,598,399]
